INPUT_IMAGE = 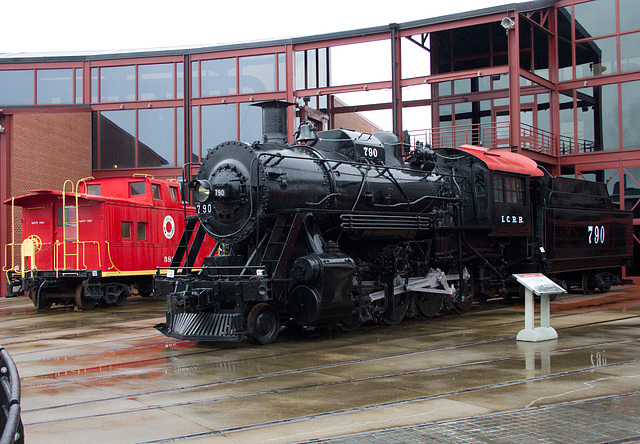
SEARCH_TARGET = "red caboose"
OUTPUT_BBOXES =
[3,175,216,310]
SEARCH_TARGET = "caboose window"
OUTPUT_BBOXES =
[169,186,178,201]
[130,182,145,196]
[137,223,147,241]
[86,184,101,196]
[121,221,132,239]
[152,184,161,200]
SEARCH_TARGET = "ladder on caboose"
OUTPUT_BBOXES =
[60,178,93,270]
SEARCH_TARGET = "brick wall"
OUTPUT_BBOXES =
[4,111,92,274]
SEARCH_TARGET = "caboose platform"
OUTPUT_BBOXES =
[2,283,640,443]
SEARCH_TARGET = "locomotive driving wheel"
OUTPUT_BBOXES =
[247,303,280,345]
[75,284,97,311]
[382,276,410,325]
[448,266,475,314]
[414,292,443,318]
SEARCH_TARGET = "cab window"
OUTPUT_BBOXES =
[152,183,161,200]
[130,182,145,196]
[169,186,179,201]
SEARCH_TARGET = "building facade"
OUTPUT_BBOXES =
[2,0,640,290]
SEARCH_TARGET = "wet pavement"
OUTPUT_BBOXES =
[1,285,640,443]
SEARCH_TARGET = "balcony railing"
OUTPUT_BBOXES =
[407,121,584,158]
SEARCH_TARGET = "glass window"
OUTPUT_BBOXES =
[239,54,276,93]
[170,186,179,201]
[201,58,236,96]
[139,63,174,100]
[620,0,640,33]
[621,32,640,73]
[438,81,452,96]
[622,80,640,149]
[191,106,200,162]
[100,110,135,169]
[151,183,161,199]
[75,68,83,103]
[294,51,305,90]
[37,69,73,104]
[86,184,101,195]
[201,103,237,149]
[101,66,135,102]
[139,108,174,168]
[177,107,184,166]
[130,182,145,196]
[278,53,286,91]
[121,221,132,239]
[577,87,595,152]
[330,40,391,86]
[574,0,616,38]
[494,175,504,203]
[601,84,619,151]
[176,62,184,99]
[137,223,147,241]
[318,48,328,88]
[191,61,199,97]
[623,168,640,216]
[306,50,317,90]
[505,176,525,204]
[576,37,617,78]
[91,68,98,102]
[239,102,262,143]
[0,70,34,105]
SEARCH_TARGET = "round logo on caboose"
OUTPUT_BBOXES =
[163,215,175,239]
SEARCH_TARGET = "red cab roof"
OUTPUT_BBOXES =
[458,145,544,177]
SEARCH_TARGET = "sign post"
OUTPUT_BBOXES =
[512,273,566,342]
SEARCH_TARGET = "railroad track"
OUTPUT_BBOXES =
[1,290,639,443]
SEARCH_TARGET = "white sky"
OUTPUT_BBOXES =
[4,0,527,54]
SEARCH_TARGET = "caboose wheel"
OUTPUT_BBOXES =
[448,266,475,314]
[75,284,97,311]
[247,303,280,345]
[30,289,52,311]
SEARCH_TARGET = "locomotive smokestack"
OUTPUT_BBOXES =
[253,100,293,144]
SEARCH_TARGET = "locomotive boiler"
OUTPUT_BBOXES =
[154,101,632,344]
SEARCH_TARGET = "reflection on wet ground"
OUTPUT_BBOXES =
[1,286,640,443]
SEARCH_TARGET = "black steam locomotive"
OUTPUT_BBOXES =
[154,101,633,344]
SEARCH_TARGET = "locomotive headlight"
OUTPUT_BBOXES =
[189,179,212,203]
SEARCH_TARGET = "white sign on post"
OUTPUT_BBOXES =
[512,273,566,342]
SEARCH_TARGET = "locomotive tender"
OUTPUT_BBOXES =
[154,101,632,344]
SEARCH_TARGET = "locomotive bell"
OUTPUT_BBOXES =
[295,120,317,144]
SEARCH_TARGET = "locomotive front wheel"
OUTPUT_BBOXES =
[448,266,475,314]
[247,303,280,345]
[75,284,97,311]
